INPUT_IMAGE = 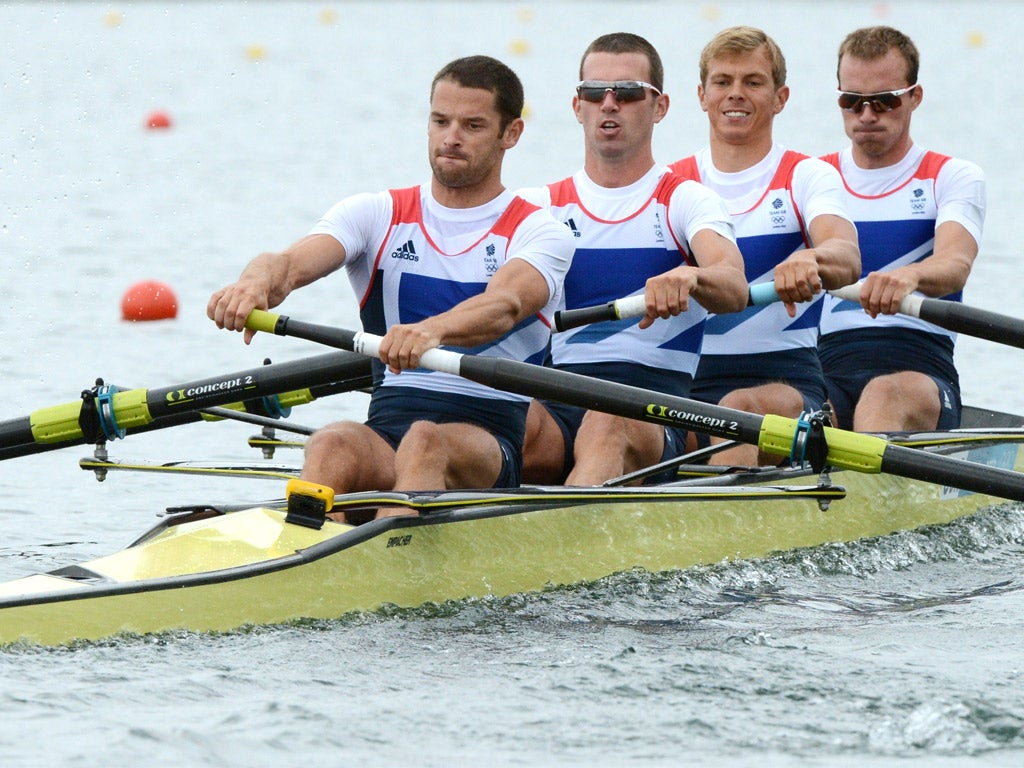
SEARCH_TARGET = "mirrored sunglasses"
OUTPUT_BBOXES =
[836,85,917,114]
[576,80,661,104]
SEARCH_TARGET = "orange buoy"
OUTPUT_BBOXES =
[144,110,173,130]
[121,280,179,321]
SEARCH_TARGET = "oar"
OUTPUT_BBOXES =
[245,308,1024,503]
[828,283,1024,349]
[0,351,373,461]
[555,282,1024,349]
[554,283,779,331]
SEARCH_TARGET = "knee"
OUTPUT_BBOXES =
[861,374,901,401]
[304,423,363,463]
[718,388,759,413]
[862,372,936,406]
[398,421,446,455]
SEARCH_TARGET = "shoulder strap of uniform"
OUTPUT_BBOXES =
[820,151,841,170]
[772,150,810,190]
[492,195,541,240]
[653,169,686,203]
[546,177,578,207]
[916,150,952,179]
[668,155,701,182]
[388,185,422,224]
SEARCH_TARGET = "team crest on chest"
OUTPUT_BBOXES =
[909,186,929,214]
[484,242,499,275]
[769,196,790,229]
[653,211,665,244]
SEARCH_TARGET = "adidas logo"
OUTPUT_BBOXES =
[390,240,418,261]
[565,218,582,238]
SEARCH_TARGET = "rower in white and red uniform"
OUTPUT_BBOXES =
[519,33,748,486]
[817,25,986,432]
[208,56,574,519]
[669,26,860,466]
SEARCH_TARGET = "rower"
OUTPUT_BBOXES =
[208,56,574,522]
[817,26,986,432]
[669,26,861,467]
[519,32,748,486]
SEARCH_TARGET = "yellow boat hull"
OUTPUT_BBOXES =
[1,430,1020,646]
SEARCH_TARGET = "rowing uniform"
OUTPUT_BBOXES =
[310,184,574,484]
[517,166,736,479]
[817,145,986,428]
[669,144,851,411]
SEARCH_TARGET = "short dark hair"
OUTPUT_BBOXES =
[430,55,524,132]
[579,32,664,92]
[837,26,919,86]
[699,26,787,90]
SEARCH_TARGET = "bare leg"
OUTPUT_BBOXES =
[853,372,941,432]
[710,382,808,467]
[301,420,396,493]
[566,412,664,485]
[522,400,567,485]
[377,421,505,518]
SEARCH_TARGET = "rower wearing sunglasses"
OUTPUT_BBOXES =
[669,26,861,467]
[818,26,986,432]
[518,33,749,486]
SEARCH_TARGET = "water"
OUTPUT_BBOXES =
[3,1,1024,765]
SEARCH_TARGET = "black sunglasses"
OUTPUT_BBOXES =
[576,80,661,104]
[837,85,917,114]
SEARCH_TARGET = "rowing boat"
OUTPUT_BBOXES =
[2,307,1023,646]
[1,408,1021,646]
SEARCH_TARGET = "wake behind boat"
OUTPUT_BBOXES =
[1,408,1022,646]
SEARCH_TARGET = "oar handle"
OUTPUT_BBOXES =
[552,283,779,332]
[828,283,924,317]
[246,309,464,374]
[554,295,646,332]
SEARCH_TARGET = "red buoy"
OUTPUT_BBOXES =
[121,280,178,321]
[144,110,173,130]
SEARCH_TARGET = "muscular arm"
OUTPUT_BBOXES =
[774,213,861,315]
[207,234,347,343]
[858,220,977,317]
[639,229,748,328]
[377,258,552,373]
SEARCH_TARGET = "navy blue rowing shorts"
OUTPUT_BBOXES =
[819,328,961,429]
[537,362,693,483]
[365,385,528,487]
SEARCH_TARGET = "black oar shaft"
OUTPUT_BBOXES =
[266,313,767,443]
[0,351,373,460]
[247,310,1024,504]
[880,442,1024,500]
[917,299,1024,350]
[462,356,767,444]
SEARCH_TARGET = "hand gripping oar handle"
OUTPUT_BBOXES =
[245,309,1024,503]
[553,283,779,332]
[556,281,1024,350]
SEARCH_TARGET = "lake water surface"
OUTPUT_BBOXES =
[3,2,1024,765]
